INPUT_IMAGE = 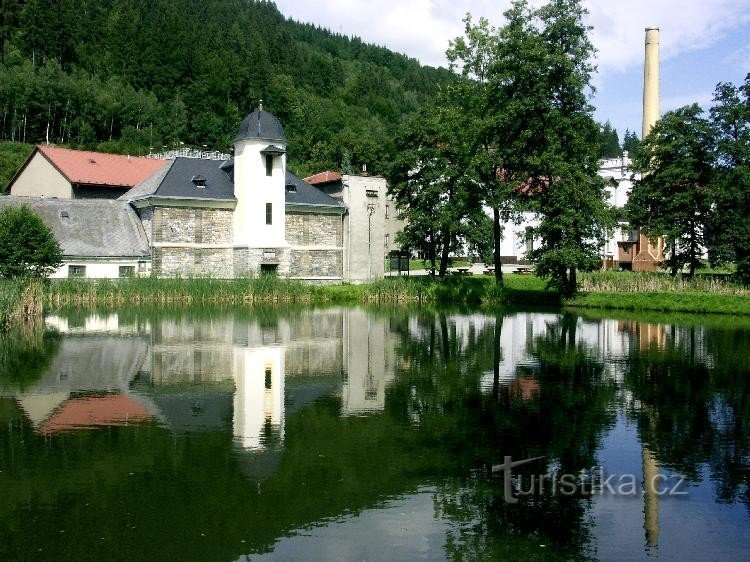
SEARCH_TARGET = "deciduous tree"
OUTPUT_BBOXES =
[0,204,62,278]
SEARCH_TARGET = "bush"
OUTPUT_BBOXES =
[0,205,63,278]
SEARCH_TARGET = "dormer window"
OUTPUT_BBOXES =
[191,174,207,188]
[286,183,297,193]
[60,210,69,219]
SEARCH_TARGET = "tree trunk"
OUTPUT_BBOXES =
[493,206,503,286]
[567,267,577,297]
[438,228,451,278]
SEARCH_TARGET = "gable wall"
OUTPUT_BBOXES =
[10,152,72,198]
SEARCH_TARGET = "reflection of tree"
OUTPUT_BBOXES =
[0,326,60,391]
[390,311,616,558]
[623,324,750,509]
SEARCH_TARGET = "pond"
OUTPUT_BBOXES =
[1,306,749,560]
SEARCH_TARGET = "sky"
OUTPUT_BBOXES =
[274,0,750,140]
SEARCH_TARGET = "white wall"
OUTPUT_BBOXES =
[233,139,288,248]
[50,259,150,279]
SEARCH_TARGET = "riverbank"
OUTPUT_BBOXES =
[4,271,749,319]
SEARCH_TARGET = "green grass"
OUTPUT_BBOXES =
[0,141,34,193]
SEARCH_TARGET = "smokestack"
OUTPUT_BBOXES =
[642,27,660,138]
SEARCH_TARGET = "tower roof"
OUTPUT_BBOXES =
[235,109,286,143]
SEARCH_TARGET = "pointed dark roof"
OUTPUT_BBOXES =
[119,158,235,202]
[235,109,286,143]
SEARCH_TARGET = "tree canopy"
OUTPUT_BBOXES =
[0,0,452,179]
[0,204,62,278]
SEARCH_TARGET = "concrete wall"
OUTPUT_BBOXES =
[10,151,72,198]
[341,175,387,282]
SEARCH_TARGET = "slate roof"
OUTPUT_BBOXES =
[30,145,167,188]
[235,109,286,143]
[119,158,236,202]
[285,172,345,209]
[0,196,150,258]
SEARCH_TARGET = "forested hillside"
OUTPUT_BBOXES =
[0,0,452,184]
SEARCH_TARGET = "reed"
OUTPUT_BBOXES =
[578,271,749,296]
[0,279,44,331]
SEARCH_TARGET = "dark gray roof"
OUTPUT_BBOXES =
[285,172,345,209]
[235,110,286,143]
[0,196,150,258]
[119,158,235,202]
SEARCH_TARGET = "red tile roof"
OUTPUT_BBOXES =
[38,394,153,435]
[37,145,168,188]
[304,170,342,185]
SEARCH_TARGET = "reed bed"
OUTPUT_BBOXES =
[44,276,459,307]
[579,271,749,296]
[0,279,44,331]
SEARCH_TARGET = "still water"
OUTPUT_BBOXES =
[1,306,749,561]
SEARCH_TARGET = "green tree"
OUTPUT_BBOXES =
[516,0,611,296]
[0,204,62,278]
[627,104,715,278]
[389,85,478,277]
[708,76,750,284]
[597,120,621,158]
[622,128,641,156]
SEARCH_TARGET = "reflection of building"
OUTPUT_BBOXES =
[341,309,397,415]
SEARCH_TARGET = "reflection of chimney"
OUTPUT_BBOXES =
[642,27,660,138]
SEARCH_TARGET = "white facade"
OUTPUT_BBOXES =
[233,139,288,249]
[50,258,150,279]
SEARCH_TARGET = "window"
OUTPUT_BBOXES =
[265,202,273,225]
[366,189,378,198]
[68,265,86,278]
[385,233,390,248]
[119,265,135,278]
[265,366,272,390]
[260,263,278,276]
[385,204,389,219]
[265,154,273,176]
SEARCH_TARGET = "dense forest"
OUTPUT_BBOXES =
[0,0,453,181]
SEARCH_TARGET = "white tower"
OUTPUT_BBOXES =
[233,106,288,251]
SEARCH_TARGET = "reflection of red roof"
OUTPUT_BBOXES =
[36,145,167,188]
[304,170,342,185]
[38,394,152,435]
[510,377,540,401]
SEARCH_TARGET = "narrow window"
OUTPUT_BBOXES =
[266,202,272,225]
[265,366,272,390]
[385,233,390,248]
[385,204,389,219]
[265,154,273,176]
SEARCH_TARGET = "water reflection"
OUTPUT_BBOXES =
[0,307,749,560]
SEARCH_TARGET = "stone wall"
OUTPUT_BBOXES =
[153,207,233,244]
[153,247,233,278]
[286,212,342,246]
[290,249,342,278]
[138,206,154,245]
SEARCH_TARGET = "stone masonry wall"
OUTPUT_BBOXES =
[290,249,342,278]
[153,247,233,278]
[286,212,342,246]
[153,207,233,244]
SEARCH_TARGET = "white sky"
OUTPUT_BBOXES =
[275,0,750,138]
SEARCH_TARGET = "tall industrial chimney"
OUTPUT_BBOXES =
[642,27,660,138]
